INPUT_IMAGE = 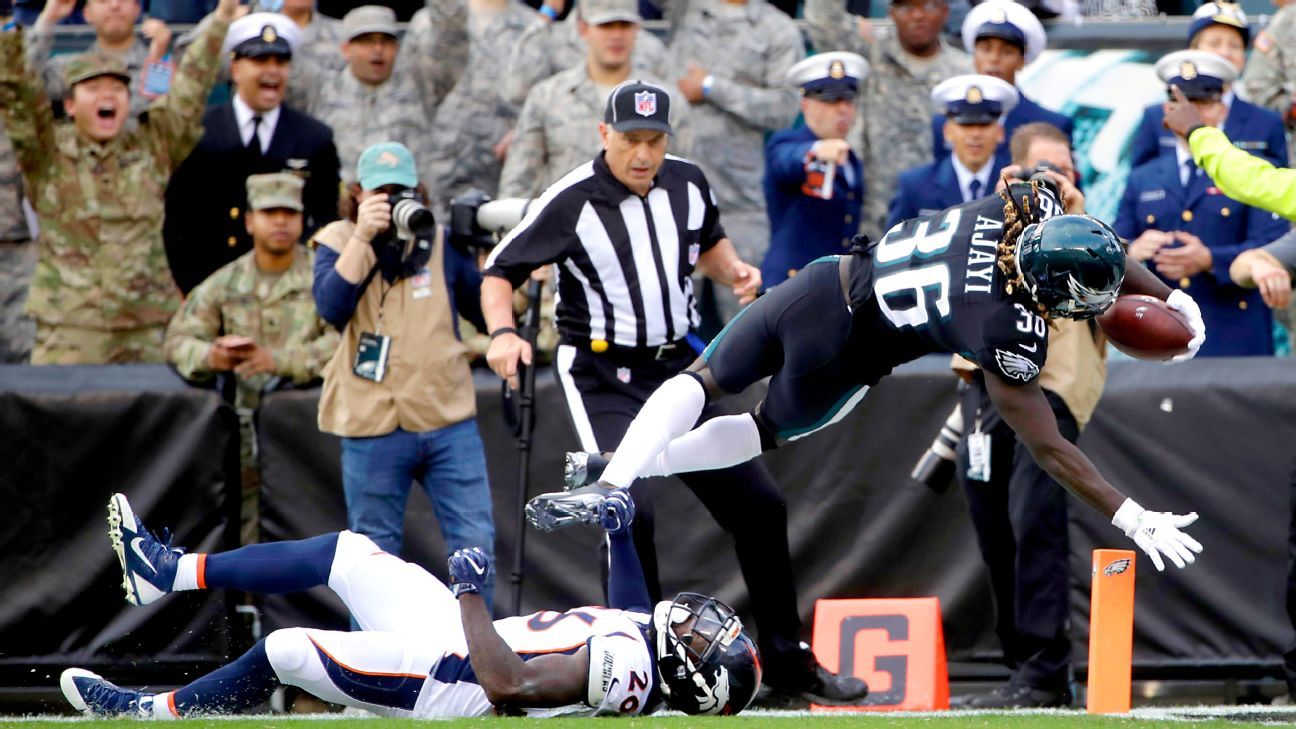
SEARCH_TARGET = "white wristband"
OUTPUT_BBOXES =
[1111,498,1145,537]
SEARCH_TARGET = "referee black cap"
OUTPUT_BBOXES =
[604,80,673,135]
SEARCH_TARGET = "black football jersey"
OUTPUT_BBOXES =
[846,184,1064,386]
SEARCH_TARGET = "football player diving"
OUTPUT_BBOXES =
[536,165,1208,573]
[59,492,761,718]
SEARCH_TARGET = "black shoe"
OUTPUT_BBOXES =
[765,662,869,706]
[564,451,609,489]
[965,683,1072,709]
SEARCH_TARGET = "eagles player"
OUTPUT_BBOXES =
[542,170,1209,573]
[59,492,761,718]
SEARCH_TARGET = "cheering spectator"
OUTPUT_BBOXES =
[282,0,347,110]
[24,0,173,123]
[0,0,237,364]
[164,12,340,295]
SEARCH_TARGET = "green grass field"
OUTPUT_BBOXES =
[6,710,1296,729]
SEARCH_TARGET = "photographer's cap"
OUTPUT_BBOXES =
[246,172,304,212]
[604,80,672,135]
[1156,50,1235,101]
[224,13,299,58]
[962,0,1045,64]
[932,74,1018,124]
[342,5,399,41]
[358,142,418,190]
[1188,1,1249,46]
[787,52,869,102]
[64,51,131,89]
[581,0,641,25]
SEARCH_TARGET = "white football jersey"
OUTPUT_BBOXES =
[412,606,656,718]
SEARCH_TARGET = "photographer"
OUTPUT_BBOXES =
[312,141,496,608]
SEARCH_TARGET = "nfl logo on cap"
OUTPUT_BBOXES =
[635,90,657,117]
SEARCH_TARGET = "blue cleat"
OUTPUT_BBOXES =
[60,668,154,718]
[107,493,183,606]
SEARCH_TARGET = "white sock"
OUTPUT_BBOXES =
[146,692,178,719]
[640,414,764,477]
[172,554,202,592]
[601,374,707,488]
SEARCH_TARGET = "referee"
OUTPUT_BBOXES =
[481,80,868,706]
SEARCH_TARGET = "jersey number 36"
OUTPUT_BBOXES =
[871,209,961,329]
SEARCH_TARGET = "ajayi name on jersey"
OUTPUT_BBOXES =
[847,181,1065,387]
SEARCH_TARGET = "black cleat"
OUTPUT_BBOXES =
[563,451,609,490]
[761,647,869,707]
[959,683,1073,709]
[525,484,613,532]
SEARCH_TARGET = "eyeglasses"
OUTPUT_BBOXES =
[892,0,945,15]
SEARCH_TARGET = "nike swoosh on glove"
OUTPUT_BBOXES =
[1165,289,1206,364]
[599,488,635,535]
[448,547,491,597]
[1112,498,1204,571]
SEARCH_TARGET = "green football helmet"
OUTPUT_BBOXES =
[1015,214,1126,319]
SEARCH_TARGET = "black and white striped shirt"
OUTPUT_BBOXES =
[484,152,726,349]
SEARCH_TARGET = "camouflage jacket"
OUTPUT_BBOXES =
[426,0,538,214]
[0,123,30,242]
[165,246,338,409]
[669,0,802,212]
[23,30,154,121]
[498,63,695,198]
[0,16,229,330]
[804,0,972,238]
[502,16,675,107]
[1243,3,1296,164]
[285,12,348,111]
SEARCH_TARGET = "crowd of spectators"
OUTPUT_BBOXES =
[4,0,1296,708]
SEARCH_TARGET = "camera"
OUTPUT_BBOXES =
[1023,160,1064,200]
[910,404,963,492]
[389,189,436,242]
[449,189,532,252]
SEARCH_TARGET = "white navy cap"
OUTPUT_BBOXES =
[223,12,300,58]
[962,0,1045,65]
[1155,49,1236,100]
[786,52,869,101]
[1188,1,1249,46]
[931,74,1019,124]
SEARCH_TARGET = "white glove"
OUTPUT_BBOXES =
[1165,290,1205,364]
[1111,498,1204,571]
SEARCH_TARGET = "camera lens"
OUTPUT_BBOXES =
[392,198,436,240]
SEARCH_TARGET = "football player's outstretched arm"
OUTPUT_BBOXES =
[448,549,587,709]
[984,376,1203,571]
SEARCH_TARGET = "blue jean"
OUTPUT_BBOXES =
[341,419,496,608]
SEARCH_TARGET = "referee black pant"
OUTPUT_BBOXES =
[956,376,1074,692]
[554,342,808,677]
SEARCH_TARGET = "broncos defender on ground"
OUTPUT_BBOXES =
[541,168,1208,573]
[60,491,760,718]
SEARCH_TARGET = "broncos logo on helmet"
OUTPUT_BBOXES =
[651,593,762,715]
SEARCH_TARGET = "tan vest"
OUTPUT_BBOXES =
[953,319,1107,430]
[313,220,476,437]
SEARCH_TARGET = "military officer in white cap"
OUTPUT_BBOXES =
[889,74,1017,229]
[164,10,340,294]
[761,52,869,289]
[1115,49,1289,357]
[931,0,1071,162]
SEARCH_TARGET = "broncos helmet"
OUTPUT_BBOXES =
[1014,213,1125,319]
[651,593,762,715]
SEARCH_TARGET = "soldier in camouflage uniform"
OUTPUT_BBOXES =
[0,0,236,365]
[304,3,467,193]
[498,0,693,199]
[501,1,674,108]
[424,0,539,217]
[0,126,36,364]
[670,0,802,326]
[282,0,346,110]
[805,0,972,240]
[24,0,174,123]
[166,172,339,544]
[1243,0,1296,165]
